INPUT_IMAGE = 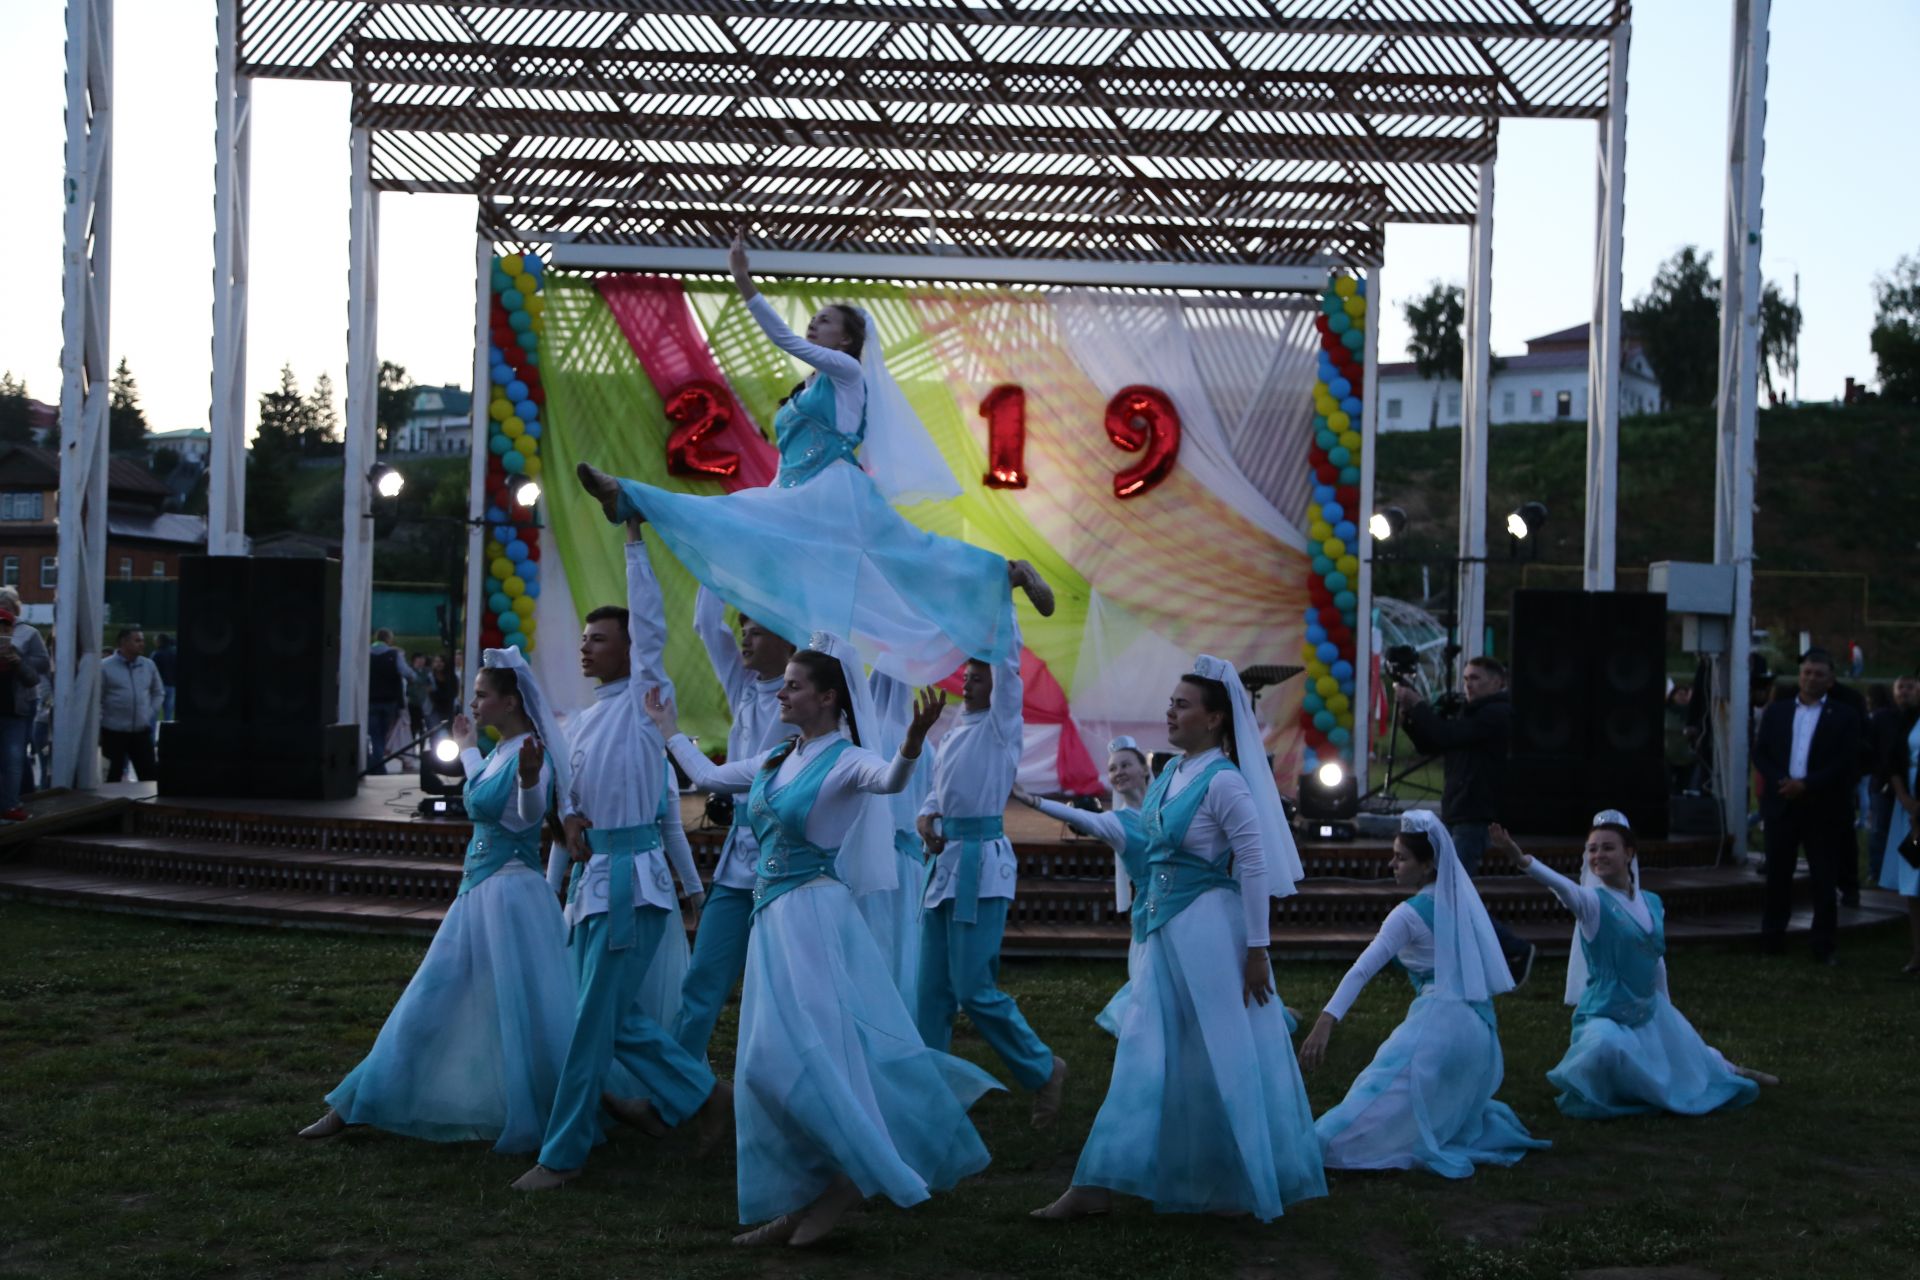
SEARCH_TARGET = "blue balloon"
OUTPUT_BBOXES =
[484,504,506,524]
[1314,642,1337,663]
[523,420,542,440]
[1325,571,1348,592]
[1303,692,1325,714]
[1342,329,1364,351]
[1306,623,1327,644]
[1322,502,1344,523]
[1337,676,1354,695]
[506,379,529,401]
[1332,659,1354,681]
[1335,590,1357,610]
[488,344,504,363]
[1314,710,1336,731]
[1354,277,1366,296]
[1329,377,1352,399]
[1341,610,1359,628]
[1321,293,1344,315]
[502,289,525,312]
[522,255,543,276]
[486,576,503,597]
[1329,446,1352,467]
[1329,312,1352,335]
[496,608,520,633]
[508,310,531,333]
[1329,726,1352,746]
[490,523,511,544]
[516,560,538,582]
[489,433,513,456]
[1310,557,1332,578]
[526,351,540,369]
[1341,396,1363,416]
[1334,520,1357,541]
[520,331,540,352]
[1312,485,1335,505]
[490,270,511,295]
[505,538,529,562]
[1312,414,1329,431]
[514,398,539,422]
[1315,429,1337,451]
[503,632,527,653]
[1303,751,1320,772]
[488,591,511,615]
[1304,607,1320,624]
[1339,465,1360,485]
[524,579,541,599]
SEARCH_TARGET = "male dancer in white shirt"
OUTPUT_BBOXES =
[511,517,727,1191]
[915,627,1068,1127]
[669,586,798,1059]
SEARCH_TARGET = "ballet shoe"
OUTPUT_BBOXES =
[601,1091,668,1138]
[1009,559,1056,618]
[297,1109,346,1139]
[732,1213,803,1246]
[575,462,625,523]
[789,1176,861,1247]
[692,1079,736,1156]
[1031,1055,1068,1130]
[1030,1186,1110,1220]
[509,1163,579,1192]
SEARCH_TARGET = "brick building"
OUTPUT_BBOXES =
[0,446,207,607]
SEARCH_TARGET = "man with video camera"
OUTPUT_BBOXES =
[1395,654,1535,985]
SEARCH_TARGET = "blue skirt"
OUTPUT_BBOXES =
[1315,993,1548,1178]
[1879,773,1920,896]
[734,877,1002,1223]
[1073,888,1327,1220]
[1550,995,1759,1119]
[325,866,574,1154]
[853,843,926,998]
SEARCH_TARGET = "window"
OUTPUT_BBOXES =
[1444,392,1460,420]
[0,492,44,521]
[40,556,55,588]
[1,557,15,587]
[1529,389,1544,417]
[119,556,133,580]
[1385,398,1402,421]
[1501,390,1515,418]
[1555,390,1573,419]
[152,560,167,580]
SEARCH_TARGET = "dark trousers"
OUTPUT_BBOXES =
[365,702,401,774]
[100,727,156,783]
[1762,802,1847,958]
[1449,821,1532,968]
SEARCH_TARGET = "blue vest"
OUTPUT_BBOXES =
[1134,754,1239,942]
[772,375,863,488]
[746,737,851,915]
[1573,888,1666,1031]
[457,742,551,896]
[1394,891,1497,1031]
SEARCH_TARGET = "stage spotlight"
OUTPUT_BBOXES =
[1506,500,1547,540]
[514,479,542,508]
[1369,506,1407,542]
[369,462,405,499]
[418,731,467,818]
[1297,761,1360,840]
[1316,760,1345,788]
[433,737,460,764]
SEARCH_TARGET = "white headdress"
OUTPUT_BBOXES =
[849,306,962,506]
[1400,811,1512,1002]
[807,630,899,896]
[481,646,572,809]
[1192,655,1302,897]
[1107,734,1141,754]
[1564,807,1641,1005]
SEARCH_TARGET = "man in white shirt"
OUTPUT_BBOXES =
[915,628,1067,1127]
[512,518,725,1191]
[99,627,165,782]
[670,587,797,1060]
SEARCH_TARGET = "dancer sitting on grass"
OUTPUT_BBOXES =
[649,640,1000,1248]
[1492,814,1778,1119]
[1299,811,1549,1178]
[1034,660,1325,1222]
[300,648,572,1155]
[1012,736,1150,1037]
[573,234,1053,689]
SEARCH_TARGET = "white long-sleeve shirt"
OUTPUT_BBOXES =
[920,626,1023,909]
[747,294,864,435]
[1157,747,1272,947]
[1524,857,1667,994]
[667,729,916,857]
[1030,795,1135,910]
[693,586,793,890]
[1323,893,1437,1021]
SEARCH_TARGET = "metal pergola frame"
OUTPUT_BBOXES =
[61,1,1770,852]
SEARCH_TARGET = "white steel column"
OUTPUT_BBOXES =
[53,0,113,791]
[1457,163,1495,661]
[207,0,251,555]
[1713,0,1768,857]
[1584,21,1629,592]
[338,125,379,769]
[462,236,491,703]
[1353,266,1381,775]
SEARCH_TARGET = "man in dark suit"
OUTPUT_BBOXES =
[1752,648,1865,962]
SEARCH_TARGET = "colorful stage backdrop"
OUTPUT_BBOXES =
[532,274,1324,794]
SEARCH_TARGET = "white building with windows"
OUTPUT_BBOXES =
[1377,322,1662,433]
[392,385,473,455]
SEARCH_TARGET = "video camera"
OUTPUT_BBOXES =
[1385,643,1465,717]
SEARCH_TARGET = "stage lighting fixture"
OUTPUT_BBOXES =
[1369,506,1407,542]
[433,738,460,764]
[1297,761,1360,840]
[1316,760,1345,788]
[514,479,542,508]
[369,463,405,499]
[1506,500,1547,540]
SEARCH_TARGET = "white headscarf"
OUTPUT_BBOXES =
[1192,655,1302,897]
[1400,810,1512,1002]
[850,306,961,506]
[1564,807,1641,1005]
[807,630,899,896]
[481,646,572,810]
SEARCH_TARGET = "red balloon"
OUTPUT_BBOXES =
[1315,463,1338,484]
[1104,385,1181,499]
[662,379,745,480]
[1336,485,1359,507]
[1314,314,1331,335]
[525,543,540,562]
[531,385,547,406]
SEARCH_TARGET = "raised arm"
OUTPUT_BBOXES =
[1520,855,1602,939]
[624,532,673,704]
[838,688,945,796]
[659,761,703,903]
[664,732,762,795]
[732,237,862,388]
[1021,792,1128,854]
[693,586,750,707]
[988,618,1025,751]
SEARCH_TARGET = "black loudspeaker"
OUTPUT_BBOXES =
[161,721,359,801]
[176,557,252,722]
[1508,590,1590,756]
[247,558,340,725]
[1586,592,1669,837]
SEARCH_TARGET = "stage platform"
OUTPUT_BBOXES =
[0,777,1902,959]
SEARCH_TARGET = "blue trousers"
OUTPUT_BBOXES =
[538,907,717,1172]
[915,898,1053,1091]
[671,882,755,1060]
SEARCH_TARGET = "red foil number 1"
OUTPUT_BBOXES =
[979,384,1028,489]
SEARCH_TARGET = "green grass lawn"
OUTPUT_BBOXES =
[2,901,1916,1280]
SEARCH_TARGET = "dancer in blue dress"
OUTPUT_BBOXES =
[574,235,1053,686]
[1034,659,1325,1222]
[1492,814,1775,1119]
[300,648,573,1155]
[1875,704,1920,971]
[1012,736,1150,1036]
[648,637,1001,1247]
[1299,812,1548,1177]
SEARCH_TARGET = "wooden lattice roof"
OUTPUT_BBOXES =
[238,1,1629,268]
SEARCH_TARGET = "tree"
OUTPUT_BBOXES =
[1759,280,1802,405]
[306,372,340,447]
[108,357,149,452]
[255,363,315,455]
[1633,247,1721,410]
[0,372,32,445]
[377,361,415,454]
[1870,251,1920,404]
[1403,281,1465,429]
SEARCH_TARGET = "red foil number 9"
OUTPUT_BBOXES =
[1105,385,1181,499]
[663,379,743,480]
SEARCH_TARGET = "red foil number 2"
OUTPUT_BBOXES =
[663,379,743,480]
[1105,385,1181,499]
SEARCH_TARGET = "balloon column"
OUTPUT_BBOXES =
[481,251,547,659]
[1300,272,1367,778]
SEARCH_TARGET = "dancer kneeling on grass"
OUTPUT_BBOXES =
[301,648,573,1154]
[574,234,1053,690]
[1035,660,1326,1222]
[1492,814,1777,1119]
[1299,812,1549,1177]
[1012,737,1150,1037]
[648,638,1002,1248]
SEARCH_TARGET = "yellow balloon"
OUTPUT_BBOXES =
[1322,537,1346,558]
[490,557,514,580]
[1344,295,1366,318]
[512,595,536,618]
[489,398,511,421]
[1307,660,1330,679]
[504,575,526,596]
[1328,693,1351,713]
[1300,642,1319,662]
[1314,393,1337,415]
[1308,522,1332,543]
[1306,503,1323,523]
[1316,675,1339,697]
[502,253,524,275]
[514,435,538,457]
[1336,555,1359,576]
[1313,380,1331,397]
[527,292,545,312]
[486,540,504,560]
[523,455,543,479]
[1339,431,1362,451]
[1336,709,1354,728]
[502,417,525,439]
[1329,411,1351,432]
[1333,275,1357,298]
[518,613,538,635]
